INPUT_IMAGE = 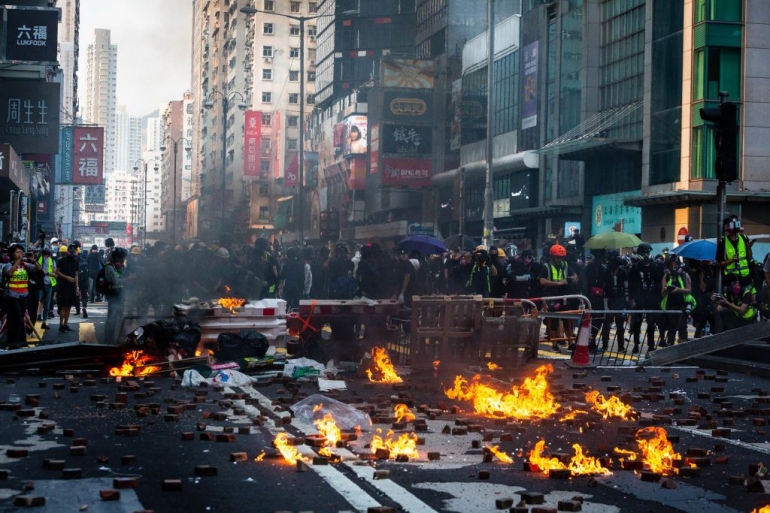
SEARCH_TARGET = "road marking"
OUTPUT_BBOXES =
[671,425,770,455]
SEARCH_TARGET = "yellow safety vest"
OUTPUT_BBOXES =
[7,266,29,294]
[729,285,756,320]
[37,256,56,287]
[724,235,750,277]
[660,274,697,310]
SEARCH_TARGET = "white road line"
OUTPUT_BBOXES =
[671,425,770,455]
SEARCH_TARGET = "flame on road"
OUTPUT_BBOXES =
[314,413,342,448]
[394,403,416,423]
[273,432,309,465]
[528,439,611,476]
[366,346,403,383]
[444,364,559,419]
[218,297,247,314]
[585,390,634,419]
[751,507,770,513]
[371,428,419,459]
[486,444,513,463]
[613,447,637,461]
[254,451,265,461]
[559,409,588,422]
[109,350,162,377]
[487,362,501,371]
[634,426,681,475]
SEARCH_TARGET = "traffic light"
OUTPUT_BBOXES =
[319,210,339,241]
[699,102,738,182]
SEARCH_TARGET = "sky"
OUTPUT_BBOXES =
[77,0,193,118]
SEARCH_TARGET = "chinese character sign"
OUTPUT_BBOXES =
[0,81,60,154]
[243,110,261,178]
[381,158,431,188]
[4,8,59,63]
[72,127,104,185]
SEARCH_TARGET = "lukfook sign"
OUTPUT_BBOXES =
[3,7,59,63]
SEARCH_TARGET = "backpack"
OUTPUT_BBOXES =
[96,263,115,295]
[329,275,359,299]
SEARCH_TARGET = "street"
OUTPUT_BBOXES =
[1,305,770,512]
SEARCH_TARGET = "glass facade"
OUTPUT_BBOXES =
[492,52,520,137]
[560,5,583,135]
[600,0,644,140]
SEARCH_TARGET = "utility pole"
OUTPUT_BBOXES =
[482,0,496,249]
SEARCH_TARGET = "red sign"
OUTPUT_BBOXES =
[370,150,379,175]
[284,151,299,187]
[677,226,688,243]
[72,126,104,185]
[243,110,261,178]
[349,155,366,190]
[381,158,432,187]
[274,111,282,180]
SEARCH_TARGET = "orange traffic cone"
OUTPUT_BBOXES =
[567,312,594,368]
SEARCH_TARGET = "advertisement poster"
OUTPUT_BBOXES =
[343,115,368,156]
[72,126,104,185]
[382,124,432,155]
[243,110,262,178]
[0,81,60,153]
[522,41,539,130]
[381,158,431,188]
[4,7,59,63]
[450,79,462,151]
[592,192,642,235]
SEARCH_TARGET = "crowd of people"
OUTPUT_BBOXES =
[1,214,767,349]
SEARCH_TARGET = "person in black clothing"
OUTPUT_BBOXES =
[628,243,663,351]
[55,244,80,333]
[505,249,536,299]
[600,255,630,352]
[687,258,716,338]
[76,245,90,319]
[583,249,609,352]
[86,244,102,302]
[251,238,280,299]
[325,243,355,299]
[356,243,383,299]
[310,246,330,299]
[280,247,305,311]
[466,246,497,297]
[393,248,417,305]
[660,254,693,347]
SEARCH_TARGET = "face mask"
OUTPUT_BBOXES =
[730,285,741,296]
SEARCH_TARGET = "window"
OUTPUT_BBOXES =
[262,46,273,57]
[263,0,274,11]
[308,49,316,61]
[260,159,271,172]
[262,69,272,80]
[287,115,299,127]
[308,26,317,37]
[695,0,742,22]
[287,138,298,150]
[263,23,274,35]
[290,25,300,36]
[261,92,272,103]
[307,71,316,82]
[259,183,270,195]
[290,1,300,13]
[261,113,272,126]
[306,94,315,105]
[261,138,271,151]
[289,70,299,81]
[290,47,300,58]
[309,3,317,13]
[289,93,299,104]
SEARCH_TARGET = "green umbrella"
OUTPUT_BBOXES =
[584,231,643,250]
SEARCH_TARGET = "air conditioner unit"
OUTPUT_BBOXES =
[264,57,272,63]
[309,35,315,41]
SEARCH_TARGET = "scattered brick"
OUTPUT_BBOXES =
[62,468,82,479]
[121,455,137,465]
[13,496,45,507]
[162,479,183,491]
[194,465,218,477]
[495,498,513,509]
[7,448,29,458]
[550,469,572,479]
[478,470,490,480]
[373,470,390,480]
[557,500,583,511]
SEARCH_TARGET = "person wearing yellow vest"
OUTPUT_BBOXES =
[712,273,757,333]
[539,244,578,351]
[716,215,754,288]
[36,247,57,330]
[2,244,42,348]
[659,254,695,347]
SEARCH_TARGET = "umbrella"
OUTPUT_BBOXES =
[398,235,447,255]
[584,231,643,249]
[443,234,478,252]
[671,239,716,261]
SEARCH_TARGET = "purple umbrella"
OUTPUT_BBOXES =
[398,235,447,255]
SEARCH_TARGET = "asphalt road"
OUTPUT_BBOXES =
[1,306,770,512]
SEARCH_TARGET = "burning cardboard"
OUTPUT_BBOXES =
[528,439,611,476]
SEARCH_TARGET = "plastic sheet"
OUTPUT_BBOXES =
[291,393,372,431]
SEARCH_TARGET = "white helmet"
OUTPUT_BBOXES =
[50,237,59,245]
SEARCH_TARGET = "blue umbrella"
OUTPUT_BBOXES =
[398,235,447,255]
[672,239,717,261]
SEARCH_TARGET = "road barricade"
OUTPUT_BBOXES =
[478,298,541,367]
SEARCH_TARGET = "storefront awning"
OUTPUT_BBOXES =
[432,150,539,187]
[624,190,770,207]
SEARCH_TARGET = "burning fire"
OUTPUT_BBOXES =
[585,390,634,419]
[314,413,342,448]
[444,364,559,419]
[559,409,588,422]
[487,362,501,371]
[109,350,162,377]
[366,346,403,383]
[751,507,770,513]
[273,432,309,465]
[371,428,419,460]
[485,444,513,463]
[254,450,265,462]
[528,439,611,476]
[634,427,681,475]
[613,447,638,461]
[394,404,416,423]
[218,297,247,314]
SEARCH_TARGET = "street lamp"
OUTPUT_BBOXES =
[203,90,248,237]
[133,158,160,249]
[160,137,192,246]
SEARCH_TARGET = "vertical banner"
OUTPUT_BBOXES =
[58,126,73,184]
[243,110,261,178]
[450,79,462,150]
[274,111,282,179]
[522,41,539,130]
[284,151,299,187]
[72,126,104,185]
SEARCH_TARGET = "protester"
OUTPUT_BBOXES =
[2,244,42,348]
[103,247,127,344]
[36,247,57,330]
[712,272,757,332]
[660,254,695,347]
[716,215,753,287]
[628,243,663,351]
[540,244,578,351]
[86,244,102,302]
[55,243,80,333]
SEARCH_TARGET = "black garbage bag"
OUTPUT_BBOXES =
[174,323,202,356]
[215,330,269,361]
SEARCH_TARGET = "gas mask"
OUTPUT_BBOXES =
[725,218,742,234]
[729,284,741,297]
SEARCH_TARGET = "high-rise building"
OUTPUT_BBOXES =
[83,29,118,177]
[146,116,163,153]
[114,105,143,174]
[58,0,80,124]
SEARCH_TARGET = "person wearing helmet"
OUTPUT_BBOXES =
[712,272,757,333]
[599,255,630,353]
[54,244,80,334]
[716,215,753,288]
[36,246,57,330]
[325,243,356,300]
[540,244,578,351]
[660,254,695,347]
[86,244,102,302]
[628,242,664,352]
[2,244,42,348]
[583,249,609,353]
[250,238,280,298]
[280,246,306,311]
[466,246,497,298]
[103,247,127,344]
[505,248,537,300]
[487,246,506,298]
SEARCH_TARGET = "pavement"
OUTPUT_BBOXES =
[1,307,770,512]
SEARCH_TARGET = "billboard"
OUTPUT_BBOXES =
[0,81,60,154]
[522,41,539,130]
[284,151,299,187]
[58,126,73,184]
[381,59,435,89]
[243,110,261,178]
[382,91,433,122]
[382,124,432,155]
[450,79,462,151]
[381,158,431,188]
[72,126,104,185]
[4,7,59,63]
[0,143,29,195]
[343,115,368,157]
[592,192,642,235]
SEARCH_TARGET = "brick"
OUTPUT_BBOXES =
[100,489,120,501]
[181,432,194,441]
[640,471,661,482]
[549,468,572,479]
[194,465,218,477]
[13,496,45,507]
[313,456,329,465]
[162,479,183,491]
[557,500,583,511]
[62,468,82,479]
[113,477,138,489]
[230,452,248,462]
[427,452,440,460]
[69,445,87,456]
[678,467,701,477]
[216,433,236,443]
[199,433,216,441]
[478,470,490,480]
[532,508,558,513]
[373,470,390,480]
[7,448,29,458]
[495,498,514,509]
[43,459,65,470]
[121,455,137,465]
[0,469,9,479]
